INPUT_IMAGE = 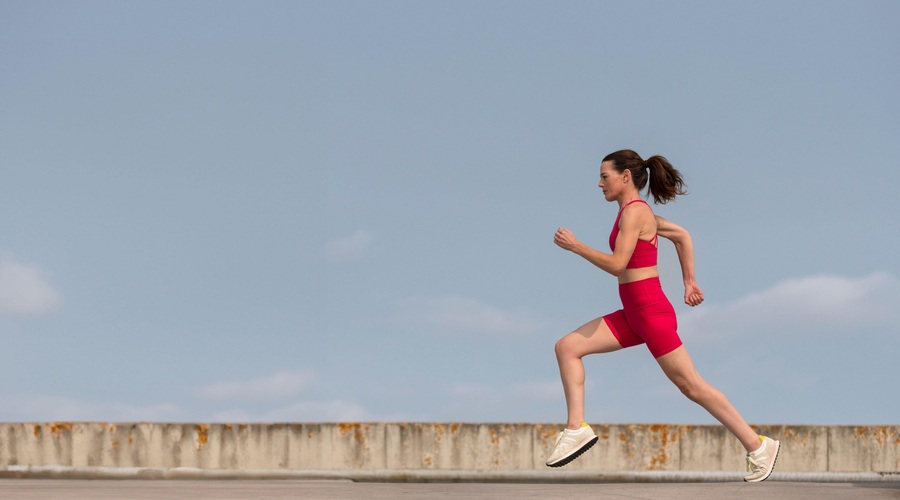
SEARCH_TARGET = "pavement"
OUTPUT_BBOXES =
[0,480,898,499]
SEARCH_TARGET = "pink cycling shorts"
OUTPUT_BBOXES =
[603,277,683,358]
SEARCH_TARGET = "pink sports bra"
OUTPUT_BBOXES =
[609,200,658,269]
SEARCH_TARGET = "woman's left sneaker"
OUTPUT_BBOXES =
[744,435,781,482]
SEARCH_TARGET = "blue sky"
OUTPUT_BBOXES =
[1,1,898,425]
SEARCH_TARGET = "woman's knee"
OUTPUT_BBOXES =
[554,334,578,359]
[674,376,708,403]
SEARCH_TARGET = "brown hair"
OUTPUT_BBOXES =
[602,149,686,204]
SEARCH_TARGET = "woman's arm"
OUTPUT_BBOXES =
[656,216,704,307]
[554,206,645,277]
[553,228,629,276]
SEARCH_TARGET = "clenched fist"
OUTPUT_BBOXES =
[554,227,580,252]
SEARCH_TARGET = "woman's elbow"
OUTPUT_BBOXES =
[608,262,628,277]
[668,227,692,245]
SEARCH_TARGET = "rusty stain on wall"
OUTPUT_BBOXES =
[337,423,367,446]
[535,424,559,442]
[195,424,209,451]
[848,425,899,447]
[873,426,895,447]
[50,422,72,435]
[646,424,677,470]
[432,422,460,443]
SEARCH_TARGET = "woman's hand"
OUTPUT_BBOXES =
[684,282,704,307]
[554,227,580,252]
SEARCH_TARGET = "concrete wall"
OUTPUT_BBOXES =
[0,423,897,473]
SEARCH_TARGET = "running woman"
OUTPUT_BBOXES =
[545,149,779,482]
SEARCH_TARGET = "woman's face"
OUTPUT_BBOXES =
[598,160,626,201]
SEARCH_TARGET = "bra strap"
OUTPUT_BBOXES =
[619,199,648,213]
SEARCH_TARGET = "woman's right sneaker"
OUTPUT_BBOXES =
[545,422,598,467]
[744,435,780,482]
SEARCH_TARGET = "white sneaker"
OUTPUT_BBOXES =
[744,436,780,482]
[545,422,598,467]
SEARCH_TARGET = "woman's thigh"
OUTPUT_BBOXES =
[557,317,624,357]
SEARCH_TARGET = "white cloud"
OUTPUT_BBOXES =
[392,295,546,335]
[680,272,900,340]
[324,230,373,263]
[451,380,585,403]
[0,394,184,422]
[512,380,564,400]
[0,392,399,423]
[449,383,496,399]
[0,254,63,316]
[442,380,576,421]
[210,400,376,422]
[197,370,318,402]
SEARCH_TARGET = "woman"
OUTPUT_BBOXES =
[546,149,779,483]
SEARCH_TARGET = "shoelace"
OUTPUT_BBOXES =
[746,454,766,473]
[552,430,580,449]
[553,431,565,446]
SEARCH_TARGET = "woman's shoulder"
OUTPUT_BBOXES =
[618,200,655,228]
[622,199,655,218]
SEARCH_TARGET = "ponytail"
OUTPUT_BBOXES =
[644,155,686,204]
[602,149,687,204]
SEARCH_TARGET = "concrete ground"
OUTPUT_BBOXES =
[0,480,898,499]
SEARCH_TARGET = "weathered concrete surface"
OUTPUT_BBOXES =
[0,479,898,500]
[0,423,897,474]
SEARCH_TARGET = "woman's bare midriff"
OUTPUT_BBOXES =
[618,266,659,284]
